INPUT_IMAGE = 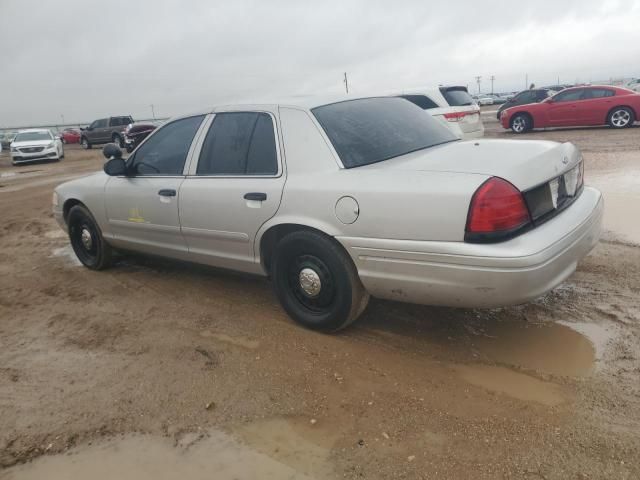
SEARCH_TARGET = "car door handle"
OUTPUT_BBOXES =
[158,189,176,197]
[244,192,267,201]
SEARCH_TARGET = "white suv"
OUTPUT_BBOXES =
[396,86,484,139]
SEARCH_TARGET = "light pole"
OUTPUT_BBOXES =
[60,114,65,125]
[475,76,482,94]
[150,104,156,120]
[343,72,349,94]
[490,75,495,94]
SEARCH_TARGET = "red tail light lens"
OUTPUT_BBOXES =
[443,111,468,122]
[465,177,532,243]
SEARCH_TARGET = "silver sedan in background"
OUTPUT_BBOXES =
[53,96,602,331]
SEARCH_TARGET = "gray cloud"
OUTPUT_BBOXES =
[1,0,638,126]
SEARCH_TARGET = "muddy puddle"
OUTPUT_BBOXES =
[3,425,333,480]
[470,320,595,376]
[588,169,640,245]
[453,320,598,405]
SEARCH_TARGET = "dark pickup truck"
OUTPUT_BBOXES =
[80,115,133,149]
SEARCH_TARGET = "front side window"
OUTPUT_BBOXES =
[313,97,458,168]
[399,95,440,110]
[129,115,204,175]
[95,119,108,128]
[110,117,122,127]
[553,89,585,102]
[196,112,278,176]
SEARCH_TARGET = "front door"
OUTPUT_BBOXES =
[104,115,206,258]
[179,110,285,273]
[546,89,585,126]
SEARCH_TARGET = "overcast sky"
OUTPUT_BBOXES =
[1,0,639,127]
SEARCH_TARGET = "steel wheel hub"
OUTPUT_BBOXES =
[299,268,322,297]
[80,228,93,250]
[612,111,630,127]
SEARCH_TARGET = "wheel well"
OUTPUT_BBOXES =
[63,199,85,224]
[260,224,338,275]
[606,105,637,122]
[511,111,533,127]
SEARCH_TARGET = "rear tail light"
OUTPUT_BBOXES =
[443,111,474,122]
[465,177,532,243]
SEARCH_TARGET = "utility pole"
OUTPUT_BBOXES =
[150,104,156,120]
[475,76,482,93]
[490,75,495,94]
[525,73,528,89]
[60,114,65,125]
[343,72,349,94]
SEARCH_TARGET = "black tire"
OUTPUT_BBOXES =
[271,230,369,332]
[81,136,92,149]
[607,107,635,128]
[67,205,113,270]
[510,113,531,134]
[112,134,123,148]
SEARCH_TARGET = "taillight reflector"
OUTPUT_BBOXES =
[443,111,476,122]
[465,177,532,242]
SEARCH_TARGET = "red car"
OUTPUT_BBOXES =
[60,128,81,144]
[501,86,640,133]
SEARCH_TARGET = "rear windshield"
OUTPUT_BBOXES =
[312,97,458,168]
[14,131,51,142]
[439,87,474,106]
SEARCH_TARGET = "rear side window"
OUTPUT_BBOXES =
[110,117,122,126]
[584,88,615,99]
[399,94,439,110]
[129,115,204,175]
[313,97,457,168]
[196,112,278,176]
[439,87,474,106]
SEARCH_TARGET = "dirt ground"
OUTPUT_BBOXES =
[0,116,639,479]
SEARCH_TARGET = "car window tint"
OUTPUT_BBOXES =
[110,118,121,127]
[439,88,474,106]
[130,115,204,175]
[313,97,458,168]
[399,95,440,110]
[197,112,277,175]
[584,88,615,99]
[553,89,584,102]
[97,119,108,128]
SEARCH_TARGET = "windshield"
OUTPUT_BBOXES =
[312,97,458,168]
[14,131,51,142]
[440,87,474,106]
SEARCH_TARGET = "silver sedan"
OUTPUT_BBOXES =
[53,96,603,331]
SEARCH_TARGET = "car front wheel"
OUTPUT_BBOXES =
[81,137,92,149]
[271,230,369,332]
[68,205,113,270]
[608,107,634,128]
[510,114,531,134]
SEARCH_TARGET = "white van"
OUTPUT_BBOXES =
[396,86,484,139]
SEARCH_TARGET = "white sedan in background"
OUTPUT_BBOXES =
[53,96,602,332]
[10,129,64,165]
[473,94,495,105]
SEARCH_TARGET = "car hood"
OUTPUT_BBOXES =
[362,139,581,191]
[11,139,54,148]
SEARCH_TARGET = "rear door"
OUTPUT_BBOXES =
[575,88,615,125]
[547,89,585,126]
[179,110,285,273]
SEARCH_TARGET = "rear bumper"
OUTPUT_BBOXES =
[337,187,603,308]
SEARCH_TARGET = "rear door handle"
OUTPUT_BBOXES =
[244,192,267,201]
[158,189,176,197]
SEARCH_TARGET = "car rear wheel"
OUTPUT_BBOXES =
[68,205,113,270]
[81,137,92,149]
[271,230,369,332]
[608,107,634,128]
[510,114,531,134]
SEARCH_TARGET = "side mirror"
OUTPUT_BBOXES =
[103,142,123,160]
[104,157,127,176]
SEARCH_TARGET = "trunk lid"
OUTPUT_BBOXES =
[367,139,581,191]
